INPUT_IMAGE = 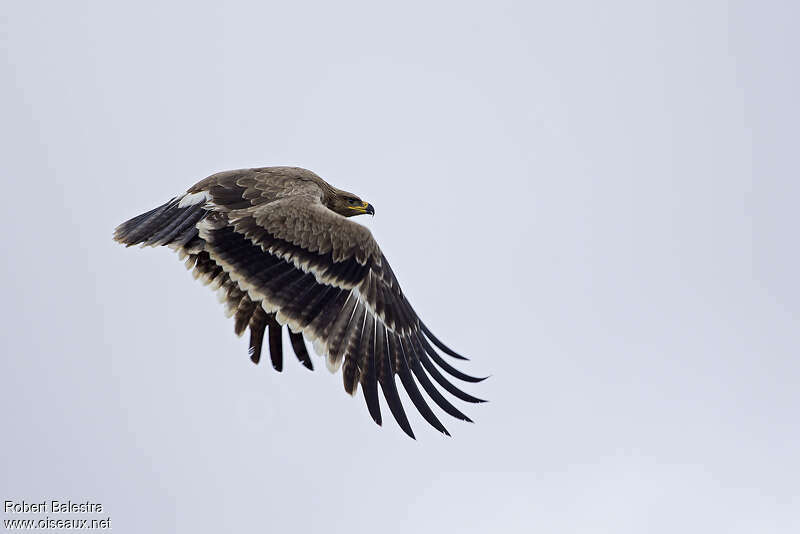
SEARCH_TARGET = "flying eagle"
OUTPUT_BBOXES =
[114,167,485,437]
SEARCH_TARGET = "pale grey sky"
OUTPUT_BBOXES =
[2,1,798,532]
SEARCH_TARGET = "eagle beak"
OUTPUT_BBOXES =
[347,201,375,216]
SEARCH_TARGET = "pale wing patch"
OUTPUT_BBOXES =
[178,191,211,208]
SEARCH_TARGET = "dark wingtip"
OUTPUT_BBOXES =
[397,361,450,436]
[417,333,486,383]
[472,375,491,383]
[430,354,487,383]
[363,383,383,427]
[419,322,470,360]
[248,310,267,365]
[288,331,314,371]
[411,360,474,424]
[369,412,383,427]
[268,324,283,372]
[417,348,487,404]
[378,370,416,439]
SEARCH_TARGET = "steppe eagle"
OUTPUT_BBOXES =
[114,167,485,437]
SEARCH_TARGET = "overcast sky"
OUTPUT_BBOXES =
[2,1,798,532]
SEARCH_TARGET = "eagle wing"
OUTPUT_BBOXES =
[115,169,485,437]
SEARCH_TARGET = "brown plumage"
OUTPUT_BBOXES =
[113,166,485,438]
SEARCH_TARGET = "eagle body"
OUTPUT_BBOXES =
[114,167,484,437]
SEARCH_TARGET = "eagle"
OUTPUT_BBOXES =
[114,167,485,437]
